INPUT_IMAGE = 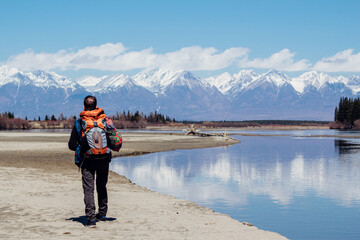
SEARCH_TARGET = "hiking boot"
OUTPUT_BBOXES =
[87,219,96,228]
[96,213,106,221]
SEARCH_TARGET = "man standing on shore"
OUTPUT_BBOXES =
[68,95,111,228]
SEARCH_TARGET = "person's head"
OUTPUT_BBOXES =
[84,95,97,111]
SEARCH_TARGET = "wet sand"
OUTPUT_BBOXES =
[0,131,287,239]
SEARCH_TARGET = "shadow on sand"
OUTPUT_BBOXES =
[66,216,117,226]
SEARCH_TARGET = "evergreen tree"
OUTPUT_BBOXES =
[58,113,65,121]
[337,97,346,122]
[344,97,353,123]
[6,112,15,119]
[335,97,360,127]
[334,107,338,121]
[134,111,140,122]
[352,97,360,123]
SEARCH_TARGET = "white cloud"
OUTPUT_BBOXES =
[5,43,360,73]
[239,48,311,71]
[5,43,129,71]
[160,46,249,70]
[4,43,249,72]
[313,49,360,72]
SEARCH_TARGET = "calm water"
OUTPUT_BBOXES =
[110,130,360,240]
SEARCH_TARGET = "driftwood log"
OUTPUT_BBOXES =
[184,125,228,137]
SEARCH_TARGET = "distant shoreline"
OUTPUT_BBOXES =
[29,123,330,131]
[1,114,330,130]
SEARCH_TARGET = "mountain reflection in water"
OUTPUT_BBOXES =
[111,134,360,239]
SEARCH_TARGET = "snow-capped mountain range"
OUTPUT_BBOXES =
[1,65,359,120]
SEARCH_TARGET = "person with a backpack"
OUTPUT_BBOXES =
[68,95,122,227]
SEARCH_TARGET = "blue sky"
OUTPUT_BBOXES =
[0,0,359,78]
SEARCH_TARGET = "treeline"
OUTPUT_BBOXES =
[110,111,176,129]
[331,97,360,129]
[1,110,332,130]
[32,113,75,121]
[0,111,176,130]
[0,112,31,130]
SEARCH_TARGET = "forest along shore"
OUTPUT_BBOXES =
[0,131,288,240]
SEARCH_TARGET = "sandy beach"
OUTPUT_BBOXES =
[0,131,288,239]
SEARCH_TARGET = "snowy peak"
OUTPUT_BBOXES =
[233,69,259,83]
[232,69,261,90]
[25,70,77,89]
[291,71,340,93]
[346,75,360,92]
[204,70,260,94]
[168,70,204,89]
[247,69,290,90]
[0,66,78,90]
[77,74,138,92]
[350,75,360,83]
[261,69,290,86]
[133,68,205,93]
[0,65,23,86]
[94,74,136,92]
[77,75,106,88]
[132,68,183,90]
[100,74,132,88]
[204,72,232,91]
[0,65,20,80]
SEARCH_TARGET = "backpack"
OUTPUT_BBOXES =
[73,108,122,167]
[79,108,111,155]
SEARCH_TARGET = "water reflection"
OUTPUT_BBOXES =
[112,136,360,208]
[111,135,360,239]
[335,139,360,155]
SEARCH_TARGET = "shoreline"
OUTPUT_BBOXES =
[1,124,330,132]
[0,131,288,239]
[145,125,330,131]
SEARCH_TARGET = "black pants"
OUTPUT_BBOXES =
[81,157,110,220]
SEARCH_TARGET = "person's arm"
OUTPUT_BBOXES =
[68,126,80,151]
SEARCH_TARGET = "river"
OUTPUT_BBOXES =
[110,129,360,240]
